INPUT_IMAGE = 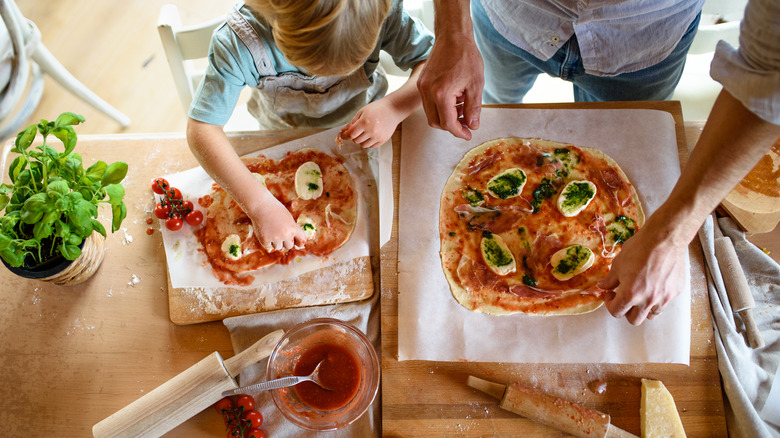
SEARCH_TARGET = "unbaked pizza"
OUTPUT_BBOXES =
[194,148,357,286]
[439,138,644,315]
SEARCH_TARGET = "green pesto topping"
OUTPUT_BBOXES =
[302,223,315,231]
[307,182,319,191]
[522,274,537,287]
[229,244,240,257]
[560,182,595,211]
[531,178,558,213]
[488,170,527,199]
[482,235,514,268]
[552,245,592,276]
[448,231,456,237]
[462,187,485,206]
[607,216,637,244]
[307,169,321,177]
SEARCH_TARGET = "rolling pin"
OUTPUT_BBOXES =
[92,330,284,438]
[467,376,638,438]
[713,218,765,349]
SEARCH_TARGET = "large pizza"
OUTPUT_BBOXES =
[194,148,357,286]
[439,138,644,315]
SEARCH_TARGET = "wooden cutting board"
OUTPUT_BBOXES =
[167,256,373,325]
[721,138,780,233]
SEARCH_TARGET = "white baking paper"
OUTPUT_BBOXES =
[160,127,386,289]
[398,108,691,364]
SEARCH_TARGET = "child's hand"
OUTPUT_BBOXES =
[249,194,307,251]
[340,100,402,148]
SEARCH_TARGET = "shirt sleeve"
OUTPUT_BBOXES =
[379,0,434,72]
[188,25,254,126]
[710,0,780,125]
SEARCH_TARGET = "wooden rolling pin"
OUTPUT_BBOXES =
[93,330,284,438]
[467,376,638,438]
[713,218,765,349]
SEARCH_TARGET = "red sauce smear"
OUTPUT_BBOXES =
[293,343,360,411]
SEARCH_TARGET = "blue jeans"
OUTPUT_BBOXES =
[472,0,701,103]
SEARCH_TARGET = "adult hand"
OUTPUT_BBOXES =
[598,226,688,325]
[417,30,484,140]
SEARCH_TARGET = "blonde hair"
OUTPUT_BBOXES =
[245,0,392,77]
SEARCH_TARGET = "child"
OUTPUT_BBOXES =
[186,0,433,252]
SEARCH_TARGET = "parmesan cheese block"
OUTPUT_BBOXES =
[641,378,687,438]
[295,161,323,200]
[550,245,594,281]
[480,233,516,276]
[557,180,597,217]
[486,168,527,199]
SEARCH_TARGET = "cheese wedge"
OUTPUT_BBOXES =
[641,379,687,438]
[295,161,323,200]
[297,215,317,239]
[480,232,516,276]
[557,180,597,217]
[486,168,527,199]
[550,245,594,281]
[221,234,242,260]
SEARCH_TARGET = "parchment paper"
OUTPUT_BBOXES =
[159,127,390,289]
[398,108,691,364]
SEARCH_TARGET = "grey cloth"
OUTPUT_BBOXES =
[700,215,780,438]
[222,292,380,437]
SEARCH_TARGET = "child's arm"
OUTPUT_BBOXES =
[340,61,427,148]
[186,118,307,251]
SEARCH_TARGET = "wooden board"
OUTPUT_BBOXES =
[381,102,728,437]
[720,138,780,233]
[167,256,373,325]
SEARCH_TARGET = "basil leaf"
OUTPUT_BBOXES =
[46,180,70,198]
[55,112,85,128]
[33,221,52,240]
[13,125,37,153]
[91,219,106,237]
[52,126,78,156]
[8,156,27,183]
[60,243,81,260]
[111,202,127,233]
[101,162,128,186]
[105,183,125,204]
[85,161,106,182]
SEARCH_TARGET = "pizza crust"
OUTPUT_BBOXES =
[439,138,644,316]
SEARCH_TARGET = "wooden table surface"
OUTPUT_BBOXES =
[0,102,777,437]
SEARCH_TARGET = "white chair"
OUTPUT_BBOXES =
[157,4,257,131]
[0,0,130,141]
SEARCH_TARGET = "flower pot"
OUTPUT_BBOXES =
[2,231,106,286]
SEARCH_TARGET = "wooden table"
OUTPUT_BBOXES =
[0,103,776,436]
[379,102,773,437]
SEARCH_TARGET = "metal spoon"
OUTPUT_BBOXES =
[221,360,330,396]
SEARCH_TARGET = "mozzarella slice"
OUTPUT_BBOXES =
[557,180,597,217]
[480,233,516,276]
[295,161,323,200]
[462,187,485,206]
[550,245,594,281]
[252,172,267,186]
[297,215,317,239]
[486,168,527,199]
[221,234,242,260]
[606,215,637,245]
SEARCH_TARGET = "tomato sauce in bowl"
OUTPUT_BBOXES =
[293,343,360,410]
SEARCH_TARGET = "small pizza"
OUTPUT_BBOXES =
[194,148,357,286]
[439,138,644,315]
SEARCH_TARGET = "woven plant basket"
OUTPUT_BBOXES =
[40,231,106,286]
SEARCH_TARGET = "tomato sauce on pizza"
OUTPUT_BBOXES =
[439,138,644,315]
[195,148,357,286]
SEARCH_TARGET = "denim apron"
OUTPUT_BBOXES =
[227,5,388,130]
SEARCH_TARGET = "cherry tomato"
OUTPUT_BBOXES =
[182,200,194,213]
[241,410,263,428]
[245,428,265,438]
[214,396,234,414]
[151,177,169,195]
[171,187,183,200]
[235,394,255,413]
[165,215,183,231]
[154,202,171,219]
[185,210,204,226]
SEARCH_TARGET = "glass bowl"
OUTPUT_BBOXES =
[266,318,380,430]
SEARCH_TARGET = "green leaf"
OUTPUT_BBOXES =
[68,234,82,246]
[60,243,81,261]
[101,162,128,186]
[112,202,127,233]
[68,199,95,231]
[85,161,106,182]
[8,156,27,183]
[54,112,85,128]
[0,194,8,212]
[52,126,77,156]
[0,247,24,267]
[54,220,70,237]
[20,193,47,224]
[91,219,106,237]
[105,183,125,204]
[13,125,37,153]
[46,180,70,198]
[33,221,52,240]
[42,144,59,162]
[0,232,11,250]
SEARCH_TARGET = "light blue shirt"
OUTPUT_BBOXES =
[711,0,780,125]
[190,0,434,126]
[481,0,705,76]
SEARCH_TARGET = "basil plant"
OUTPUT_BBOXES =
[0,113,128,268]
